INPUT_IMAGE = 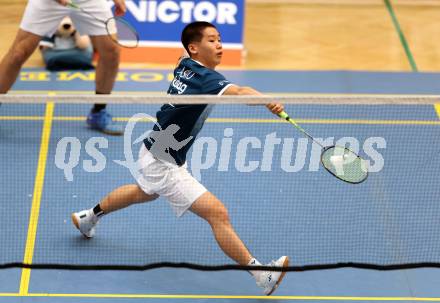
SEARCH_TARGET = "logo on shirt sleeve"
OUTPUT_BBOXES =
[176,67,195,80]
[172,78,188,94]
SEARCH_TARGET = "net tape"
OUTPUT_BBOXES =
[0,94,439,104]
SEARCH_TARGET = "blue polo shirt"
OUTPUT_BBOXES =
[143,58,233,166]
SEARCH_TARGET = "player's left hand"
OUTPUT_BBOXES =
[266,103,284,114]
[113,0,126,16]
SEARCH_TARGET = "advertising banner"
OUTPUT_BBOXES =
[110,0,245,65]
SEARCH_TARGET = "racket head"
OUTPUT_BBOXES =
[320,145,368,184]
[105,17,139,48]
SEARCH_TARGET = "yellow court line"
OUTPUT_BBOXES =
[0,293,440,301]
[55,116,440,125]
[2,115,440,125]
[53,116,85,121]
[19,101,55,295]
[0,293,20,296]
[207,118,440,125]
[0,116,44,121]
[433,104,440,120]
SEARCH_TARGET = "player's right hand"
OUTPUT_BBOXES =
[266,103,284,115]
[113,0,127,16]
[56,0,70,6]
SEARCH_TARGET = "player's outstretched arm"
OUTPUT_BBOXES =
[223,85,262,96]
[223,85,284,115]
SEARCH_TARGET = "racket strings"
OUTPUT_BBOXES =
[68,2,139,49]
[106,17,139,48]
[321,146,368,184]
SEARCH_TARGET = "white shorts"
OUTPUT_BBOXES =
[136,145,207,217]
[20,0,114,37]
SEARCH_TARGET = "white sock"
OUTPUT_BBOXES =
[248,258,262,280]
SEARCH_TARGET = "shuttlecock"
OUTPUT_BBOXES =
[330,155,344,165]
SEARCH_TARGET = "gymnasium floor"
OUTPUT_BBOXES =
[1,1,440,302]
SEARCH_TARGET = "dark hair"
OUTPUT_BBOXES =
[181,21,217,55]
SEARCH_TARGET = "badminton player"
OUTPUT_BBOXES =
[72,21,289,295]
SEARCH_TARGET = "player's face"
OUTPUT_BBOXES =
[192,27,223,69]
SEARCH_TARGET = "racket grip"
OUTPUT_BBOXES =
[278,111,289,120]
[66,2,79,9]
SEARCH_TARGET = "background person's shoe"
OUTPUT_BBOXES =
[87,109,123,136]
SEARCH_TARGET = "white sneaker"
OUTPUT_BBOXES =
[256,256,289,295]
[71,209,98,238]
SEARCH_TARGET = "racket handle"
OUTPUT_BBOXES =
[66,1,79,9]
[278,111,290,120]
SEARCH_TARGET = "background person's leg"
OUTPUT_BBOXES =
[87,35,122,135]
[91,35,120,94]
[0,29,41,93]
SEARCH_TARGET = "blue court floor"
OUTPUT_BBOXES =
[1,69,440,302]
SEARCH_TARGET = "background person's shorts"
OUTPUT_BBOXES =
[136,145,207,217]
[20,0,114,37]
